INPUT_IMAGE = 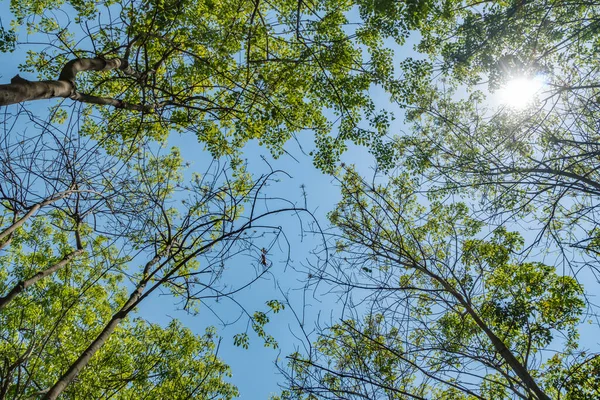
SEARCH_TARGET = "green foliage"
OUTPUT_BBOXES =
[0,26,16,52]
[266,299,285,314]
[0,218,237,398]
[0,115,297,397]
[4,0,440,170]
[234,300,286,350]
[544,353,600,399]
[281,169,587,399]
[385,1,600,256]
[74,321,238,399]
[5,0,600,398]
[233,333,250,350]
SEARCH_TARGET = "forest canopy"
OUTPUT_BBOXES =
[0,0,599,399]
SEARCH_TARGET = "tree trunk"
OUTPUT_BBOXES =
[465,307,550,400]
[0,193,72,251]
[0,57,135,107]
[42,254,160,400]
[435,276,551,400]
[0,249,84,310]
[400,255,551,400]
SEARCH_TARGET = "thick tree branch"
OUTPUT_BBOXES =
[0,191,74,251]
[0,249,84,310]
[0,57,146,109]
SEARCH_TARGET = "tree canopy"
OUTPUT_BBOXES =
[279,168,591,399]
[0,0,435,168]
[1,0,600,398]
[0,109,300,398]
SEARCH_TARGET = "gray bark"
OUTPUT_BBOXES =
[42,254,161,400]
[0,57,149,110]
[0,192,73,251]
[0,249,84,310]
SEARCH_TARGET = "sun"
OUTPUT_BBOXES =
[498,77,544,109]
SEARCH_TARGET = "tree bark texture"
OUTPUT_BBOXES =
[0,58,146,109]
[42,254,161,400]
[0,249,84,310]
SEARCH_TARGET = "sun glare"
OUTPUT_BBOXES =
[498,77,544,109]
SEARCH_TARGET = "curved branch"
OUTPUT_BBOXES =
[0,57,142,108]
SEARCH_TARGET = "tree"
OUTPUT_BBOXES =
[274,2,600,398]
[0,106,306,398]
[278,168,591,399]
[0,0,437,169]
[5,0,600,397]
[0,201,240,399]
[0,111,134,311]
[1,231,238,399]
[387,1,600,260]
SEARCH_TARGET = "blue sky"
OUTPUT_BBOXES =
[157,133,359,398]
